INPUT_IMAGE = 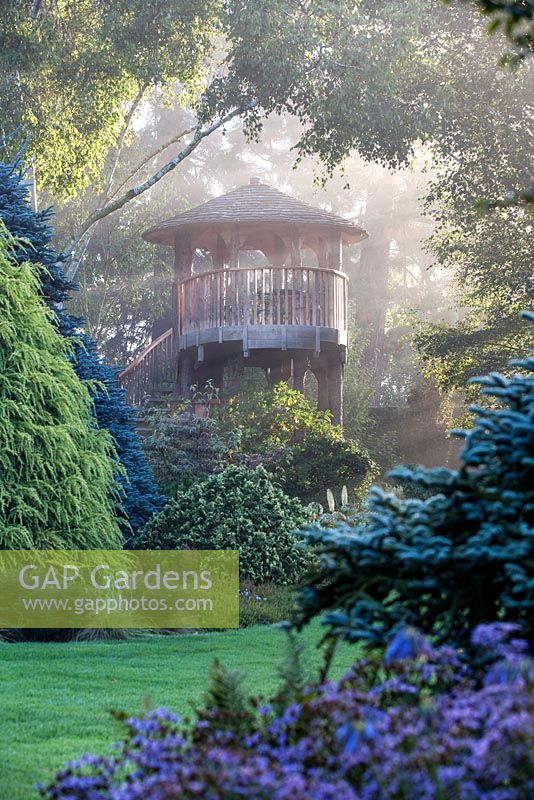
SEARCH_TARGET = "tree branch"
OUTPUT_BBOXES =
[108,123,197,200]
[64,102,255,279]
[103,83,147,199]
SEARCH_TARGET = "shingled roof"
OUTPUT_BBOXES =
[143,179,367,245]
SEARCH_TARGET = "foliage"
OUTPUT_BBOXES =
[199,659,254,736]
[211,0,532,391]
[342,312,398,469]
[413,1,532,389]
[292,314,534,648]
[222,382,375,506]
[39,623,534,800]
[462,0,534,63]
[283,432,374,507]
[142,388,239,495]
[1,624,356,800]
[133,466,308,584]
[0,160,77,303]
[0,2,220,196]
[73,336,165,536]
[0,225,121,548]
[0,159,164,535]
[416,142,533,393]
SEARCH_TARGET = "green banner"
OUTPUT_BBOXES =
[0,550,239,628]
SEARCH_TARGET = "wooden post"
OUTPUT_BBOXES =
[280,358,292,382]
[290,232,302,268]
[229,227,240,269]
[292,359,307,393]
[314,365,329,412]
[316,236,328,269]
[173,234,192,328]
[174,232,192,280]
[211,363,225,393]
[178,351,194,398]
[325,233,342,272]
[327,356,344,426]
[267,364,281,385]
[214,234,226,268]
[173,233,192,396]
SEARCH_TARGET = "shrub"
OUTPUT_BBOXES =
[39,623,534,800]
[222,382,375,506]
[0,225,121,548]
[293,313,534,649]
[133,466,308,584]
[283,431,373,506]
[143,400,238,495]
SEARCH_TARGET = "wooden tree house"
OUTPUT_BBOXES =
[119,178,368,424]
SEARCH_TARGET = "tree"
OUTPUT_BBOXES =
[4,1,529,404]
[60,0,530,392]
[0,223,121,548]
[413,22,533,391]
[0,159,164,535]
[293,314,534,648]
[72,336,165,537]
[0,1,220,196]
[0,1,503,272]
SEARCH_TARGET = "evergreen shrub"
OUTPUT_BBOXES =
[293,313,534,648]
[0,226,121,548]
[0,158,164,535]
[222,383,375,506]
[133,466,308,584]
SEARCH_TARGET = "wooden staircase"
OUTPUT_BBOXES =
[118,328,175,407]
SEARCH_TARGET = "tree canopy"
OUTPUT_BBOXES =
[0,0,220,195]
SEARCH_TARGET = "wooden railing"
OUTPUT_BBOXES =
[118,327,174,407]
[179,266,347,335]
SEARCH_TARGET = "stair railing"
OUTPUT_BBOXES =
[118,328,174,407]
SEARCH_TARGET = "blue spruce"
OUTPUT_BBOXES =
[294,312,534,648]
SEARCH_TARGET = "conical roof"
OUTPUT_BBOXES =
[143,179,367,245]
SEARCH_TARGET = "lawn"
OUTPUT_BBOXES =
[0,623,358,799]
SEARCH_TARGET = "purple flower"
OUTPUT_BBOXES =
[384,626,431,665]
[39,624,534,800]
[471,622,523,651]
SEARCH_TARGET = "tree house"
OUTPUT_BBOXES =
[119,178,368,424]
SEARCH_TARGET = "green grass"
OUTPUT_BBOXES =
[0,623,358,799]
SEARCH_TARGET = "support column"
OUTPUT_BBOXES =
[325,233,342,272]
[210,363,225,394]
[292,359,307,393]
[280,359,292,382]
[173,233,192,397]
[178,351,194,398]
[225,355,244,391]
[193,362,224,394]
[228,227,240,269]
[266,364,282,385]
[314,366,329,412]
[213,234,227,269]
[316,236,328,269]
[290,232,302,269]
[327,356,344,426]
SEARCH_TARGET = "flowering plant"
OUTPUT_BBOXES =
[39,623,534,800]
